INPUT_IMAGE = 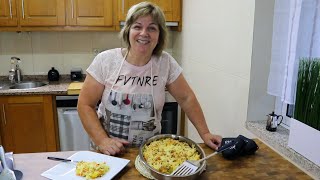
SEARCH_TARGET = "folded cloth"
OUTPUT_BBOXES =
[0,152,14,172]
[220,135,259,160]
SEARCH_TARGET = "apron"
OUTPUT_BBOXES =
[100,52,160,147]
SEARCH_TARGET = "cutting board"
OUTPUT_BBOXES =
[67,82,83,95]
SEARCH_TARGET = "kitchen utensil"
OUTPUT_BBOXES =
[112,92,118,106]
[119,94,122,109]
[144,96,152,109]
[47,157,79,163]
[123,94,131,105]
[171,141,237,176]
[139,95,144,108]
[0,146,16,180]
[139,134,206,180]
[266,111,283,132]
[131,95,136,110]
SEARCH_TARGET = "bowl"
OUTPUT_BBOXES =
[139,134,206,180]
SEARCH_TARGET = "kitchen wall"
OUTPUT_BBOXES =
[247,0,276,122]
[172,0,256,141]
[0,31,173,76]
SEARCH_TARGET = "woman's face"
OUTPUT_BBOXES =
[129,15,159,55]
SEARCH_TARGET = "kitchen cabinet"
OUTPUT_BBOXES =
[18,0,65,26]
[66,0,113,27]
[118,0,181,22]
[118,0,182,30]
[0,0,18,26]
[0,0,116,31]
[0,95,59,153]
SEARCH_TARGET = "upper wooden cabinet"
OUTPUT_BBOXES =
[118,0,181,22]
[66,0,113,26]
[1,0,115,29]
[18,0,65,26]
[0,0,18,26]
[0,0,182,31]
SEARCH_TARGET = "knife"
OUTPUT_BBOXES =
[47,157,79,163]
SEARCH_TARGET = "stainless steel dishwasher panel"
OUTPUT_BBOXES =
[57,107,90,151]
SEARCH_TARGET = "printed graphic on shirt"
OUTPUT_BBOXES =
[103,90,160,147]
[115,75,159,86]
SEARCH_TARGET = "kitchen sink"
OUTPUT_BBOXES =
[9,81,47,89]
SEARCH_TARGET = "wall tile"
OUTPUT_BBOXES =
[32,32,62,54]
[33,54,64,75]
[61,32,92,53]
[1,32,32,54]
[62,53,93,74]
[0,55,13,76]
[92,32,121,51]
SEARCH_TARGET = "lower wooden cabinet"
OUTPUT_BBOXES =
[0,95,58,153]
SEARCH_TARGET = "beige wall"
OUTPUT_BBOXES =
[0,32,121,75]
[247,0,276,122]
[0,31,173,76]
[173,0,256,142]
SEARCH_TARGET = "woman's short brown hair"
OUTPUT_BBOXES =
[119,2,168,56]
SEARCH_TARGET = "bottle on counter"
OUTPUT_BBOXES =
[48,67,60,81]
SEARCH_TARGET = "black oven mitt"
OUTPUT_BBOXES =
[220,135,259,160]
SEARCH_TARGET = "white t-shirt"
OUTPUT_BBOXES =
[87,48,182,145]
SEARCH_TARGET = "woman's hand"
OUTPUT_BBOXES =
[97,137,130,156]
[201,132,222,150]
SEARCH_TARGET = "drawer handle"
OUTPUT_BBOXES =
[122,0,124,14]
[71,0,74,19]
[21,0,25,19]
[8,0,12,18]
[2,105,6,125]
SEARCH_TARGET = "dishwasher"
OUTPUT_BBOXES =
[56,95,90,151]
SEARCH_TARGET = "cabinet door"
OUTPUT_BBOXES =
[119,0,143,21]
[18,0,65,26]
[0,0,18,26]
[152,0,180,22]
[0,95,57,153]
[119,0,181,22]
[66,0,113,26]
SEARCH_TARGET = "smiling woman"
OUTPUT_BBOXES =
[77,1,222,157]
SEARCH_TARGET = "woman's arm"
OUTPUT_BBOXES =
[77,74,129,155]
[167,74,222,150]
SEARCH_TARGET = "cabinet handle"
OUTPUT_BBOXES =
[8,0,12,18]
[122,0,124,14]
[71,0,74,19]
[2,105,6,125]
[21,0,25,19]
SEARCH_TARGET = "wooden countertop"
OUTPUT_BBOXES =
[13,139,312,180]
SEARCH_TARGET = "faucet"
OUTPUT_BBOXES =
[9,57,22,83]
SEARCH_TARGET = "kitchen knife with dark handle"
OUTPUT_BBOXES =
[47,157,79,163]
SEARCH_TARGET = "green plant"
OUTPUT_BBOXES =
[294,57,320,131]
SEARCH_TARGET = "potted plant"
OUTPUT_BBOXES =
[288,57,320,166]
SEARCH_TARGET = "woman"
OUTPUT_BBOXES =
[78,2,222,156]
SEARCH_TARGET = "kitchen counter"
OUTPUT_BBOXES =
[0,75,76,96]
[246,121,320,179]
[13,139,311,180]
